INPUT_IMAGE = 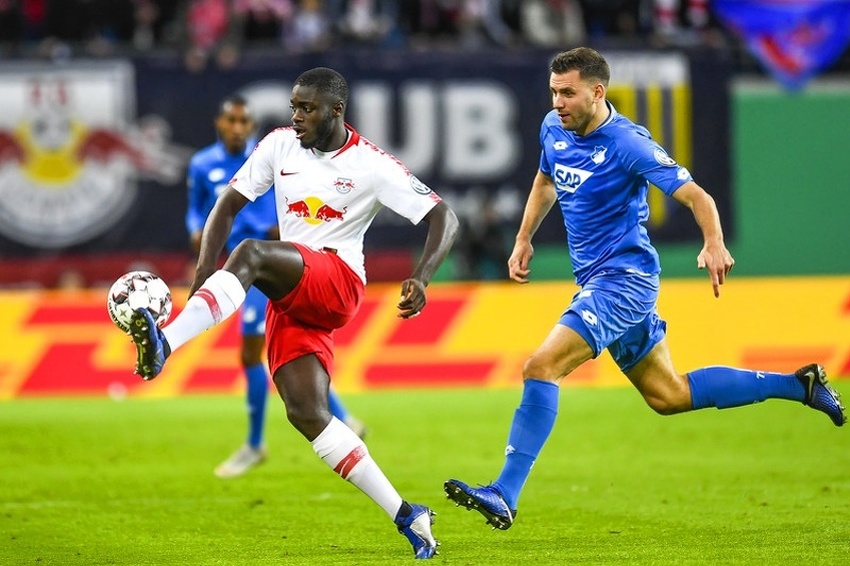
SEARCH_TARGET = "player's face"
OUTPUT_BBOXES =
[550,70,603,136]
[290,85,342,151]
[216,103,254,154]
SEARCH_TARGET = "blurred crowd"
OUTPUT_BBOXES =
[0,0,724,71]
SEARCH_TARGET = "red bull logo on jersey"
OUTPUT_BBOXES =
[0,62,190,248]
[285,196,347,225]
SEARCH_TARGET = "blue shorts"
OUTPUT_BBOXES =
[241,285,268,337]
[559,270,667,373]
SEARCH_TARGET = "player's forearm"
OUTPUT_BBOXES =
[411,202,459,286]
[196,189,244,271]
[690,189,725,246]
[516,173,556,244]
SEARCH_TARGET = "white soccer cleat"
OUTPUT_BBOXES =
[214,444,267,478]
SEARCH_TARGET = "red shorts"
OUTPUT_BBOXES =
[266,243,365,377]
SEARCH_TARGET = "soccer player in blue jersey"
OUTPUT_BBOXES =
[444,46,846,531]
[188,94,365,479]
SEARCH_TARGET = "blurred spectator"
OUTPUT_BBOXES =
[328,0,404,48]
[285,0,332,53]
[653,0,708,36]
[0,0,730,59]
[579,0,642,40]
[520,0,586,48]
[0,1,22,53]
[42,0,136,57]
[232,0,294,44]
[456,0,514,48]
[650,0,724,46]
[1,0,49,54]
[132,0,180,51]
[406,0,462,48]
[174,0,241,72]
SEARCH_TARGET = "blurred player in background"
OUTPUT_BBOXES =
[132,68,458,559]
[444,46,845,532]
[187,94,365,479]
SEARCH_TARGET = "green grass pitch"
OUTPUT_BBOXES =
[2,385,848,565]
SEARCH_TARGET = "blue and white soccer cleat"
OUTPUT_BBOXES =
[795,364,846,427]
[444,479,516,530]
[394,503,438,559]
[129,308,170,381]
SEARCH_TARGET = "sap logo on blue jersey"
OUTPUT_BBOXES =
[553,163,593,193]
[553,141,568,150]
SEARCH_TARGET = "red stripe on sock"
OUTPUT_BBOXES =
[195,288,222,322]
[333,446,366,479]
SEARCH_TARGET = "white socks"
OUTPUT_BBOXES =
[312,417,403,519]
[162,270,246,352]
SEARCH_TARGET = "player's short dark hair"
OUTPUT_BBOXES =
[550,47,610,87]
[218,94,249,116]
[295,67,349,106]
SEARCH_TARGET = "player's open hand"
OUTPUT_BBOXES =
[397,278,426,319]
[697,241,735,298]
[508,240,534,283]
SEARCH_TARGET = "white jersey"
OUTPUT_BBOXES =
[229,124,441,284]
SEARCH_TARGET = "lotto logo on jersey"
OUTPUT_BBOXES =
[553,164,593,194]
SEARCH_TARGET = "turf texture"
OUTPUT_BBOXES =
[2,385,848,565]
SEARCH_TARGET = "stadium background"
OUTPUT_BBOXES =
[1,3,850,397]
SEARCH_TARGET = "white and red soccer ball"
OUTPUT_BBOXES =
[106,270,172,334]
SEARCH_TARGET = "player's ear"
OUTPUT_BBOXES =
[332,101,344,117]
[594,83,606,103]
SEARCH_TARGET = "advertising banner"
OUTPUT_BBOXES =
[0,50,732,267]
[1,276,847,399]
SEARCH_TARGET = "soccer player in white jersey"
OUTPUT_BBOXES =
[444,46,845,532]
[129,67,458,559]
[186,94,367,479]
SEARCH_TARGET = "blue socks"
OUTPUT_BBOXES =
[492,379,559,510]
[688,366,805,409]
[245,363,268,448]
[485,369,804,509]
[328,387,350,423]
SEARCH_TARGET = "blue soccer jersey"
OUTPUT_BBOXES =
[539,101,692,286]
[186,139,277,254]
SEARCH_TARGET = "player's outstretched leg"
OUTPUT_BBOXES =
[129,308,171,380]
[796,364,846,426]
[444,479,516,530]
[394,503,439,559]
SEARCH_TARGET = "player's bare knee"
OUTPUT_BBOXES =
[644,395,676,415]
[643,389,691,415]
[522,356,560,381]
[283,402,330,439]
[230,238,264,265]
[240,349,262,367]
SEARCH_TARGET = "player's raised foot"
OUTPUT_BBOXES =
[129,308,170,380]
[394,502,438,559]
[214,444,267,478]
[795,364,846,427]
[444,479,516,530]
